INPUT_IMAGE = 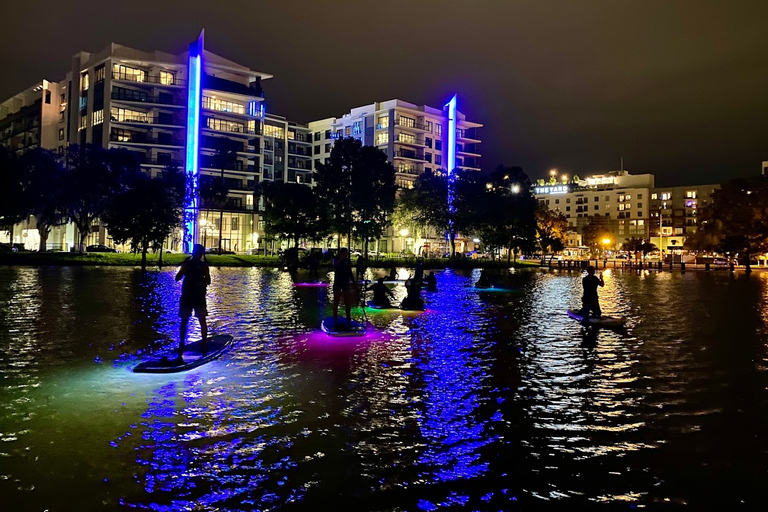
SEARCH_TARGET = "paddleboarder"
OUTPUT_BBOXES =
[367,278,396,308]
[176,243,211,359]
[333,248,357,328]
[579,265,604,321]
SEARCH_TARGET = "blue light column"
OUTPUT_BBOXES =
[445,95,458,241]
[183,31,204,253]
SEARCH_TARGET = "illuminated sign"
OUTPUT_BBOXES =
[583,176,616,186]
[535,185,570,195]
[183,30,204,253]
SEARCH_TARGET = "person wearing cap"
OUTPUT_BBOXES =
[176,243,211,358]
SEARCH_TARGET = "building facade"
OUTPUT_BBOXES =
[1,35,273,253]
[308,98,482,189]
[648,184,720,251]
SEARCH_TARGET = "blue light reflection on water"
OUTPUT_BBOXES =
[2,266,768,510]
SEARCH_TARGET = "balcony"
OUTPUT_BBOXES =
[110,113,184,127]
[141,157,182,167]
[395,119,429,132]
[202,74,262,98]
[395,135,425,147]
[111,91,184,107]
[109,133,184,146]
[394,149,424,162]
[112,72,186,87]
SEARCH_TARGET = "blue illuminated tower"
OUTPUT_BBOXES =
[183,31,204,253]
[445,94,458,241]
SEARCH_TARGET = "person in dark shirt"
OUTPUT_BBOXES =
[176,244,211,358]
[401,277,425,310]
[424,271,437,292]
[367,278,396,308]
[388,267,398,281]
[307,251,320,281]
[333,248,357,326]
[579,265,605,319]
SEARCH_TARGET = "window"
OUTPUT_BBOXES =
[424,152,432,163]
[595,196,599,201]
[376,132,389,145]
[426,121,433,133]
[206,117,245,133]
[81,72,89,91]
[660,192,671,200]
[638,220,644,226]
[247,120,256,134]
[60,93,66,104]
[325,144,331,152]
[352,121,362,135]
[58,128,64,141]
[637,203,642,209]
[59,111,65,123]
[79,115,87,131]
[425,137,432,148]
[398,115,415,128]
[566,206,571,212]
[159,70,174,85]
[435,140,442,151]
[113,64,146,82]
[594,205,599,210]
[92,110,104,126]
[377,115,389,129]
[555,199,560,204]
[324,130,331,140]
[113,86,148,103]
[638,193,643,199]
[95,65,105,82]
[435,124,442,136]
[397,132,416,144]
[231,217,239,231]
[637,211,643,217]
[314,132,321,141]
[566,198,571,203]
[435,155,442,166]
[203,96,245,115]
[651,193,658,200]
[111,107,148,123]
[345,126,351,136]
[583,197,588,202]
[686,190,697,199]
[263,124,284,138]
[314,145,320,155]
[45,90,51,104]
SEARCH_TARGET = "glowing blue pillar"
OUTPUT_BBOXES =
[445,95,458,240]
[183,31,204,253]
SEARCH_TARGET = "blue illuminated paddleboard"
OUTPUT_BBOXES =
[567,310,627,329]
[133,334,234,373]
[321,317,367,337]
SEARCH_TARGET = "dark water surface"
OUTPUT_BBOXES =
[1,266,767,511]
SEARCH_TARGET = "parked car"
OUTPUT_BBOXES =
[86,244,117,253]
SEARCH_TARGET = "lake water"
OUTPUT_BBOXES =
[1,266,767,511]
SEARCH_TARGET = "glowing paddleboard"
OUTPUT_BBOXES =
[133,334,233,373]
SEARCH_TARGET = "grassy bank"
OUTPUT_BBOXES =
[0,251,539,269]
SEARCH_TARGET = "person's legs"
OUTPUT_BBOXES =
[179,315,190,357]
[343,289,352,322]
[333,288,341,324]
[593,300,602,318]
[199,315,208,354]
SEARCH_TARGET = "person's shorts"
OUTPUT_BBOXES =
[179,294,207,318]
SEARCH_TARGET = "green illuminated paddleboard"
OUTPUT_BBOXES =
[133,334,233,374]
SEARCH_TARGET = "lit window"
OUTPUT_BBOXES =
[81,72,89,91]
[92,110,104,126]
[398,132,416,144]
[376,132,389,145]
[159,70,174,85]
[398,115,415,128]
[377,116,389,129]
[79,115,87,131]
[426,121,433,133]
[436,124,442,136]
[263,124,285,138]
[111,107,147,123]
[352,121,362,135]
[94,66,105,82]
[651,193,658,200]
[58,129,64,141]
[345,126,351,136]
[112,64,146,83]
[686,190,697,199]
[203,96,245,115]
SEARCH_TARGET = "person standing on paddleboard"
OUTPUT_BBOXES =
[579,265,604,321]
[333,248,357,327]
[176,243,211,358]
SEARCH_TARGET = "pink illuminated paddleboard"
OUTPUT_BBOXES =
[321,317,367,337]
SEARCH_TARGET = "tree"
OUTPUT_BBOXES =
[391,187,430,249]
[259,181,326,247]
[62,145,137,252]
[0,149,26,240]
[210,138,239,253]
[706,176,768,272]
[581,215,614,255]
[20,149,67,251]
[315,138,396,252]
[103,165,185,270]
[476,166,537,262]
[621,237,657,260]
[536,203,569,254]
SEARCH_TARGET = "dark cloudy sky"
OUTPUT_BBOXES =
[2,0,766,186]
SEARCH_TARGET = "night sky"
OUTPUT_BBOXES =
[2,0,766,186]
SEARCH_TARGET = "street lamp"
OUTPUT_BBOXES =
[602,237,611,257]
[511,184,521,194]
[399,228,409,256]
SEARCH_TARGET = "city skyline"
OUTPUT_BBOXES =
[1,0,766,186]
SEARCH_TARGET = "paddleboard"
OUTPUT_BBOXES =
[321,317,367,337]
[293,281,329,287]
[567,310,627,329]
[133,334,234,374]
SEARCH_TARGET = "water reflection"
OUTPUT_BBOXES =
[1,267,768,509]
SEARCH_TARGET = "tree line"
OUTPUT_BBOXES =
[260,137,566,260]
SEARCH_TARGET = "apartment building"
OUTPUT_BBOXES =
[0,33,272,252]
[308,97,482,189]
[648,184,720,251]
[262,114,313,186]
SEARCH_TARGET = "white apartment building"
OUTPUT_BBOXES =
[1,34,273,253]
[308,98,482,189]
